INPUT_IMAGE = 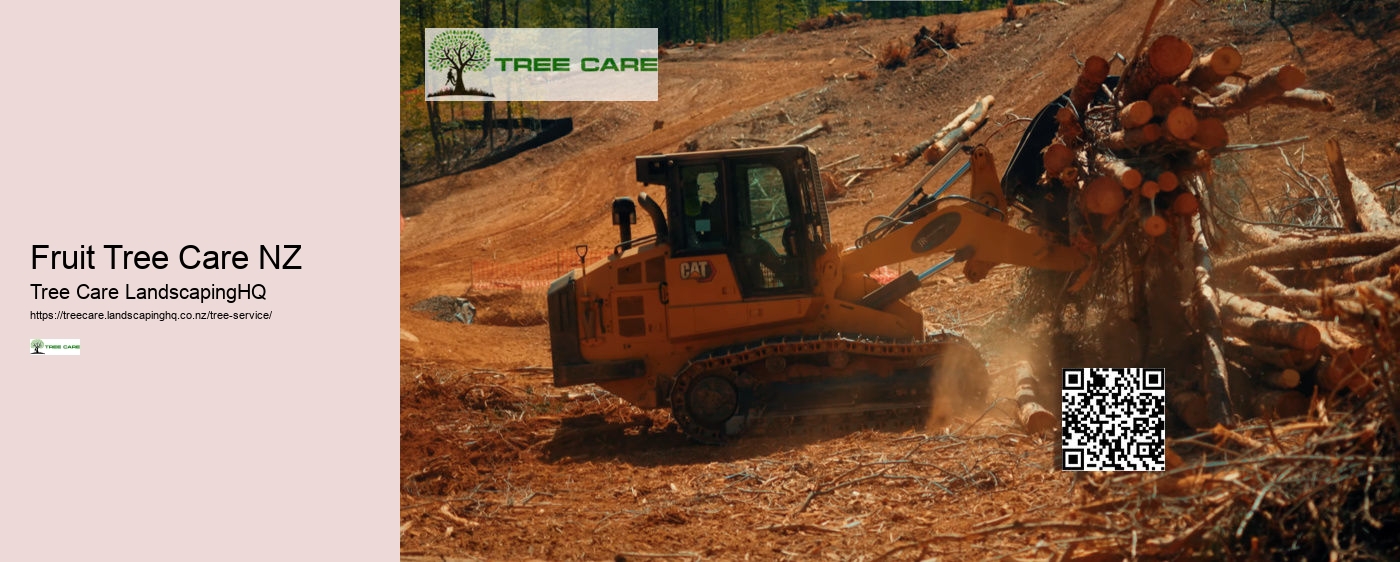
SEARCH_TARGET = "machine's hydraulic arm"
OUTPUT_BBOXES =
[838,145,1087,309]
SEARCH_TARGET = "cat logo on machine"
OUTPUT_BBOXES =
[679,260,715,282]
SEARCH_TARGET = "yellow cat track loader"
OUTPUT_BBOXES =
[547,139,1086,443]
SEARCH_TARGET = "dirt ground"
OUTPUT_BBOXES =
[400,2,1400,559]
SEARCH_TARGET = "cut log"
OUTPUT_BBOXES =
[1191,216,1234,426]
[1317,349,1376,396]
[1042,141,1075,175]
[895,97,983,165]
[1157,170,1179,192]
[1327,138,1396,233]
[1250,390,1309,419]
[1140,180,1161,199]
[1239,265,1362,315]
[1220,315,1321,351]
[1170,390,1210,430]
[1142,214,1168,236]
[1163,106,1199,140]
[1192,117,1228,150]
[1102,123,1162,152]
[921,95,995,164]
[1202,64,1307,119]
[1178,46,1243,92]
[1268,258,1371,287]
[1012,362,1056,435]
[1212,231,1400,275]
[1218,289,1368,362]
[1119,100,1155,129]
[783,120,831,146]
[1347,244,1400,281]
[1260,369,1301,390]
[1148,83,1183,118]
[1232,222,1318,248]
[1083,176,1126,215]
[1095,153,1143,189]
[1272,89,1335,113]
[1170,191,1199,216]
[1121,35,1195,102]
[1223,336,1321,371]
[1056,106,1085,146]
[1068,56,1110,117]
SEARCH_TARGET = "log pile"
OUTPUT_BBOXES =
[1037,27,1393,431]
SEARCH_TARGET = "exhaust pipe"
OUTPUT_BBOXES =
[612,197,637,251]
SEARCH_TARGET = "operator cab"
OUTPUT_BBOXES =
[636,146,830,298]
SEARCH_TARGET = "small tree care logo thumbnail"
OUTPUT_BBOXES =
[30,338,80,356]
[427,29,494,99]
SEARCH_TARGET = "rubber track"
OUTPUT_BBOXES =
[669,331,980,444]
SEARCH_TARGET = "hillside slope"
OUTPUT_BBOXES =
[400,2,1399,559]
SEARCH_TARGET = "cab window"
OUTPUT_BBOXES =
[678,164,723,252]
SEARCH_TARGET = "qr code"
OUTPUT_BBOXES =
[1060,368,1166,471]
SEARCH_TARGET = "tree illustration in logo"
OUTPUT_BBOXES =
[31,339,44,354]
[427,29,495,98]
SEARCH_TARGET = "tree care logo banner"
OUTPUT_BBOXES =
[425,28,658,102]
[29,339,81,356]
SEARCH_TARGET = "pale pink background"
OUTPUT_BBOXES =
[0,2,397,560]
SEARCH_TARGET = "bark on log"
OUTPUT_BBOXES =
[1102,123,1161,152]
[1012,362,1056,435]
[1272,89,1335,112]
[1327,138,1396,233]
[1347,244,1400,281]
[1268,258,1370,287]
[1318,348,1376,396]
[921,95,995,164]
[1191,117,1228,150]
[1148,83,1183,117]
[1196,85,1335,118]
[1094,153,1142,189]
[1170,390,1211,430]
[1202,64,1307,119]
[1218,289,1367,373]
[1224,336,1321,371]
[1119,100,1154,129]
[894,97,982,165]
[1069,56,1110,117]
[1178,45,1243,92]
[1220,315,1321,351]
[1231,222,1317,248]
[1191,215,1234,425]
[1121,35,1194,102]
[1212,231,1400,275]
[1056,106,1085,147]
[1239,265,1368,316]
[1250,390,1309,419]
[783,120,831,146]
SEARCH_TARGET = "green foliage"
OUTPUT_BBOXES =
[426,29,491,73]
[400,0,476,91]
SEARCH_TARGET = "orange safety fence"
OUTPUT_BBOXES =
[467,251,581,291]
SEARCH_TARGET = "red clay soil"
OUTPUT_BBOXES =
[401,2,1399,559]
